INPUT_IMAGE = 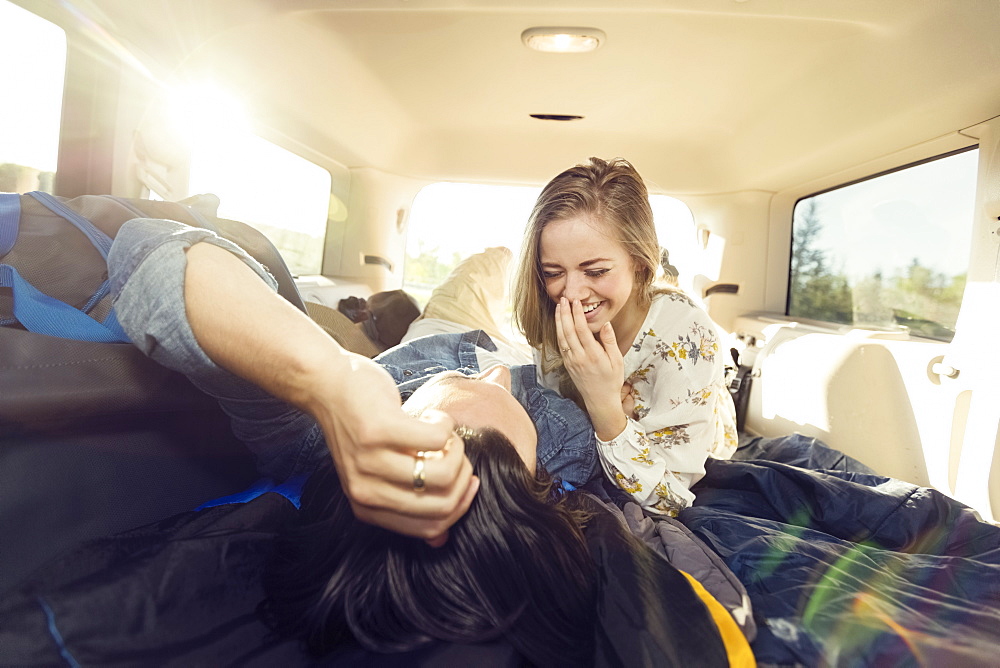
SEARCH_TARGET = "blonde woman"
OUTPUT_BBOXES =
[513,157,738,515]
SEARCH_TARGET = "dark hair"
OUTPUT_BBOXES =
[362,289,421,349]
[264,427,597,665]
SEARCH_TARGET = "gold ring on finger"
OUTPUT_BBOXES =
[412,451,427,493]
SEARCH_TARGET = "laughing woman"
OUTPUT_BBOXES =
[513,157,738,515]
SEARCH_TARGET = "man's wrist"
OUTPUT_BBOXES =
[286,343,357,414]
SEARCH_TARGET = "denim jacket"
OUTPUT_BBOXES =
[108,218,597,486]
[379,329,598,485]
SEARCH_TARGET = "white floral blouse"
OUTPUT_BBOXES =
[536,291,738,515]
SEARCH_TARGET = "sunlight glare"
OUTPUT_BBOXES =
[0,0,66,173]
[167,83,251,150]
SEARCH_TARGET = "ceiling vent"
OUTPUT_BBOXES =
[530,114,583,121]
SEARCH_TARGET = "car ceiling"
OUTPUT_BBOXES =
[21,0,1000,194]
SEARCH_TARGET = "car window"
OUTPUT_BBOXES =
[403,182,540,307]
[0,0,65,194]
[648,194,699,294]
[187,130,331,277]
[788,148,978,341]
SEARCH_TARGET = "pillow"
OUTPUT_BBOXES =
[418,246,512,343]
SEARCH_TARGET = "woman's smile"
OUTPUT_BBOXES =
[539,214,639,336]
[581,300,603,321]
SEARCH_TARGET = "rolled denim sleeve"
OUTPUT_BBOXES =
[107,218,326,480]
[514,365,598,487]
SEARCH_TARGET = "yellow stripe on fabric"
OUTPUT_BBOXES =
[680,570,756,667]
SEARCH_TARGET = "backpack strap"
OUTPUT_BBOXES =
[0,192,18,256]
[0,264,129,343]
[0,192,129,343]
[28,191,114,258]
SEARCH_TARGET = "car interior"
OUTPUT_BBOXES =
[2,0,999,664]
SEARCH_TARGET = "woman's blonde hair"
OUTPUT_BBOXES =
[512,157,667,398]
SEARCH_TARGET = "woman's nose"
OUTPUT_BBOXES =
[562,272,587,301]
[474,364,512,392]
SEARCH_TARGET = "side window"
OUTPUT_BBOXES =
[0,1,66,193]
[187,131,331,277]
[788,149,978,342]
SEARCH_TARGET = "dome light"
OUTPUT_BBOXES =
[521,27,605,53]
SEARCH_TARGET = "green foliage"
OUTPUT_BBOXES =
[791,271,853,324]
[0,163,54,193]
[789,199,853,324]
[404,241,462,287]
[789,200,965,341]
[883,261,965,339]
[401,241,465,308]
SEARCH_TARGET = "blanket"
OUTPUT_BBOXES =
[0,474,729,667]
[682,458,1000,666]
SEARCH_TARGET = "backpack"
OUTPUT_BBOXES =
[0,190,305,592]
[0,191,304,343]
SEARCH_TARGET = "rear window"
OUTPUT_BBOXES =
[403,183,539,307]
[788,149,978,341]
[0,1,65,193]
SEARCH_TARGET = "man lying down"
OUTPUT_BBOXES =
[2,219,753,666]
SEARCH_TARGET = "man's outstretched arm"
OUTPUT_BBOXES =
[110,219,476,545]
[184,243,477,544]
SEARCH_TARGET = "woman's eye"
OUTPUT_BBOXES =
[542,271,562,279]
[585,269,610,277]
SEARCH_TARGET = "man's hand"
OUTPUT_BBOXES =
[184,242,477,545]
[305,353,478,547]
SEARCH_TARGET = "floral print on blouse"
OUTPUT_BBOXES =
[537,291,738,516]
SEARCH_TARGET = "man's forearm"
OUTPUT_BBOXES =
[112,225,476,543]
[183,242,356,415]
[110,219,327,480]
[182,242,478,545]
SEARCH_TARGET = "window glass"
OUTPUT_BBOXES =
[403,183,540,307]
[403,183,699,317]
[0,1,65,193]
[188,130,331,277]
[789,149,978,341]
[649,195,699,296]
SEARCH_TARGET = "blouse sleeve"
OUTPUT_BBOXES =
[596,295,731,515]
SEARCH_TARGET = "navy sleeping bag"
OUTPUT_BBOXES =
[682,458,1000,666]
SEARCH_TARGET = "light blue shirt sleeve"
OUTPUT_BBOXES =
[108,218,326,480]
